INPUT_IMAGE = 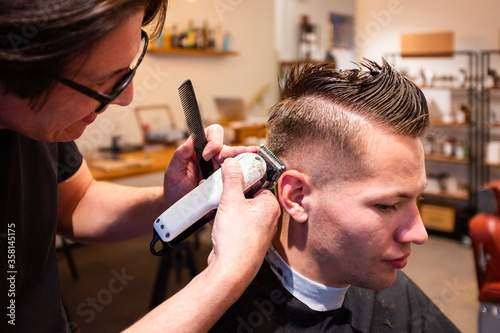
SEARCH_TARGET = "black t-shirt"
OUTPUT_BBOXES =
[0,129,82,332]
[211,260,461,332]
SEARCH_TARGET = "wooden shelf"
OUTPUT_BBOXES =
[430,120,468,127]
[484,160,500,167]
[425,154,469,164]
[148,47,238,56]
[423,190,469,200]
[418,85,470,91]
[483,123,500,128]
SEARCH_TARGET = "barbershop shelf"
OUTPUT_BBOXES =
[484,86,500,91]
[429,120,469,128]
[148,47,238,56]
[425,154,469,164]
[418,85,472,92]
[423,190,469,201]
[483,161,500,167]
[481,50,500,186]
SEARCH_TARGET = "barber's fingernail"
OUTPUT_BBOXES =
[204,152,214,161]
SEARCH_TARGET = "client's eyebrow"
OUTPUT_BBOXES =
[396,192,413,199]
[394,188,426,200]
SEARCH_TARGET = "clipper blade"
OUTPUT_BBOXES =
[257,144,285,190]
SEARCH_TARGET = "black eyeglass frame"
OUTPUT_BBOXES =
[59,29,149,113]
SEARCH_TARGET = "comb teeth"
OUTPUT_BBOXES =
[178,79,206,160]
[178,79,214,178]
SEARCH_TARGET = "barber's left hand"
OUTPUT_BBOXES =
[163,124,259,207]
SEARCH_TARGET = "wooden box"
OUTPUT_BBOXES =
[419,203,456,232]
[401,31,454,57]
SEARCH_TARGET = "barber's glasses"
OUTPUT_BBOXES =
[59,29,148,113]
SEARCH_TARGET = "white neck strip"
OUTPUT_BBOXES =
[266,244,349,312]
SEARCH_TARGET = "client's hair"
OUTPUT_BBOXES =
[266,59,429,184]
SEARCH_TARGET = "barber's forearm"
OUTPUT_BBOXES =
[70,181,165,243]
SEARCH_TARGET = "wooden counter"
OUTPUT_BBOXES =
[88,147,177,181]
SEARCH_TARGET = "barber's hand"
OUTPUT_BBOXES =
[207,158,281,281]
[163,124,258,207]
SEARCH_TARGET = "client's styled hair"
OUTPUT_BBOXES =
[267,59,429,183]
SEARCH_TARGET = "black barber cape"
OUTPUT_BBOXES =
[211,259,461,332]
[0,129,82,332]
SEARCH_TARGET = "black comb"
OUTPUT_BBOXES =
[178,79,214,179]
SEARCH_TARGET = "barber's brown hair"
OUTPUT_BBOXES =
[267,59,429,183]
[0,0,168,107]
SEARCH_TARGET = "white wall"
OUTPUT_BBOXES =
[356,0,500,61]
[76,0,277,154]
[274,0,357,68]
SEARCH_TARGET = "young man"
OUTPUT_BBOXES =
[0,1,280,332]
[211,60,461,332]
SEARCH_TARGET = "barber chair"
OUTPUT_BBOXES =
[469,180,500,333]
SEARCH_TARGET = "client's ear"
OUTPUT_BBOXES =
[277,170,309,223]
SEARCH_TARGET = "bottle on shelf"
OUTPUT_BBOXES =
[222,30,231,52]
[148,21,233,54]
[423,135,435,155]
[162,27,171,50]
[186,20,196,48]
[214,24,223,51]
[170,24,179,48]
[454,140,468,160]
[443,138,455,157]
[200,20,210,49]
[485,68,497,88]
[455,104,470,124]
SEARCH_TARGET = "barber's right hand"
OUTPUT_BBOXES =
[207,157,281,282]
[163,124,258,209]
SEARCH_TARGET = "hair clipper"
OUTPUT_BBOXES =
[150,144,285,255]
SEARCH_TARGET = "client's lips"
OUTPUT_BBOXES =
[384,253,410,269]
[81,113,97,125]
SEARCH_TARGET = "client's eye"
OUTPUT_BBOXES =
[376,204,397,213]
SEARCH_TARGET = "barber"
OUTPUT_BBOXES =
[0,1,280,332]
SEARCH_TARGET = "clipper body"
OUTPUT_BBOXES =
[150,145,285,254]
